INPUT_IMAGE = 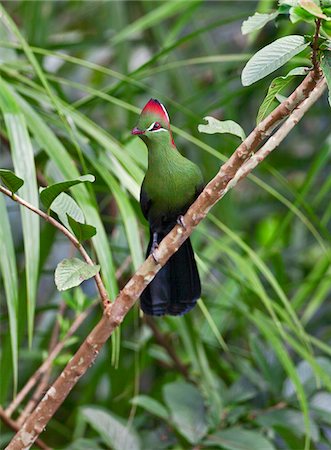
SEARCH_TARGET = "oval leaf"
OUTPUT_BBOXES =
[241,12,279,35]
[299,0,330,19]
[55,258,100,291]
[50,192,84,229]
[81,406,141,450]
[205,428,275,450]
[256,67,308,123]
[163,381,208,444]
[0,169,24,193]
[241,35,309,86]
[40,174,95,209]
[131,395,169,420]
[198,117,246,141]
[67,214,97,242]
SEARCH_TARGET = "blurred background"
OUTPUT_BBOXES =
[0,1,330,449]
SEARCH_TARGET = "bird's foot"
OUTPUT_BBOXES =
[177,215,186,230]
[151,233,159,264]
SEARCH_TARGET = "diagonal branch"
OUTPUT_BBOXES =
[4,71,326,450]
[0,186,110,307]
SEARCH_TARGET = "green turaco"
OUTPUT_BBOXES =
[132,98,204,316]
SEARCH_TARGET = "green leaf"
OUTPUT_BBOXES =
[241,35,309,86]
[0,169,24,193]
[131,395,169,420]
[40,174,95,209]
[50,192,84,230]
[67,215,96,242]
[256,67,308,123]
[55,258,100,291]
[298,0,330,19]
[163,381,208,444]
[0,195,19,393]
[241,12,279,35]
[321,51,331,106]
[0,79,39,347]
[205,428,275,450]
[81,406,141,450]
[310,392,331,424]
[198,117,246,141]
[256,408,320,441]
[290,5,316,22]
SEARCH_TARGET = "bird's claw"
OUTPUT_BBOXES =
[177,215,186,230]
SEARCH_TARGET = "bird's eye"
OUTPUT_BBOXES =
[152,122,161,130]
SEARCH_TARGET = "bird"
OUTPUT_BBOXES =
[132,98,204,316]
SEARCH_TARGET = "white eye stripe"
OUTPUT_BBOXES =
[146,122,156,131]
[146,122,167,133]
[151,128,167,133]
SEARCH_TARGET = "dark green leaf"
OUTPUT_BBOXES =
[81,407,141,450]
[204,428,275,450]
[50,192,84,230]
[67,215,96,242]
[40,174,95,209]
[257,67,308,123]
[55,258,100,291]
[163,381,208,444]
[131,395,169,420]
[0,169,24,193]
[241,35,309,86]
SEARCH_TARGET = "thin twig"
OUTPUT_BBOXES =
[0,185,110,308]
[312,18,322,71]
[5,72,326,450]
[5,303,96,417]
[17,303,66,425]
[0,407,50,450]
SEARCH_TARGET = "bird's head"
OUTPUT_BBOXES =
[132,99,175,147]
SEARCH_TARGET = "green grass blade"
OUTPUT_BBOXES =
[0,78,39,346]
[0,195,18,393]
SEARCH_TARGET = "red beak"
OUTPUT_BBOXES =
[131,127,144,135]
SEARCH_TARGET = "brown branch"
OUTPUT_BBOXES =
[0,186,110,308]
[5,303,96,418]
[0,407,50,450]
[4,72,325,450]
[312,18,322,71]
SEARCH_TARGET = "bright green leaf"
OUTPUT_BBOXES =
[241,12,279,35]
[163,381,208,444]
[81,407,141,450]
[256,67,308,123]
[299,0,330,19]
[198,117,246,141]
[205,427,275,450]
[131,395,169,420]
[40,174,95,209]
[0,169,24,193]
[241,35,309,86]
[0,195,19,393]
[279,0,299,5]
[67,214,96,242]
[55,258,100,291]
[321,51,331,106]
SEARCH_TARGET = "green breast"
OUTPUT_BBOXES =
[143,144,203,220]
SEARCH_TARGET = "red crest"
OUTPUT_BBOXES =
[141,98,170,124]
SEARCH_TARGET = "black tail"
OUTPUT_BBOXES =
[140,231,201,316]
